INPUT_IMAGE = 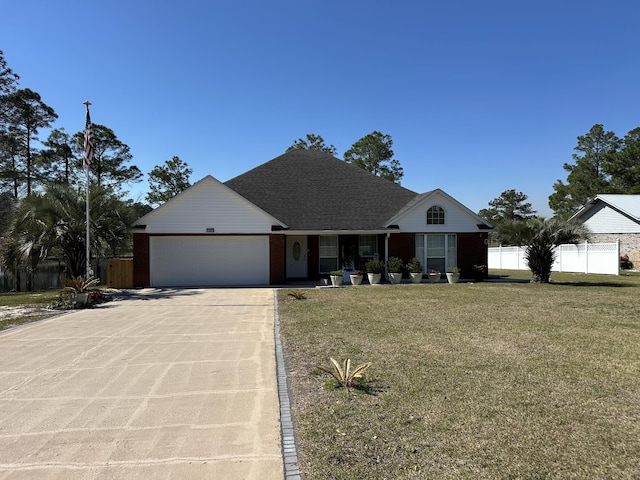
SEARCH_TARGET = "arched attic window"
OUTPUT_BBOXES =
[426,205,445,225]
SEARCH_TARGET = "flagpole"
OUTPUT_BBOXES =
[83,101,93,279]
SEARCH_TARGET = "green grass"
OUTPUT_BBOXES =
[0,290,62,330]
[278,270,640,479]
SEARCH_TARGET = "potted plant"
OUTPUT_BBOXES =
[365,258,384,285]
[350,270,363,286]
[63,276,100,305]
[406,257,423,283]
[386,256,404,284]
[446,266,461,284]
[428,269,440,283]
[330,270,344,287]
[473,264,487,282]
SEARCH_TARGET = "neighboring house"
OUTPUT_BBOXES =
[570,194,640,268]
[131,150,493,286]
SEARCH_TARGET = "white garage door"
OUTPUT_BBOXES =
[150,236,270,286]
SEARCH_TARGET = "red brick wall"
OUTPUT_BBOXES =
[457,232,489,277]
[133,233,150,287]
[388,233,416,264]
[387,232,489,278]
[308,236,320,280]
[269,235,286,284]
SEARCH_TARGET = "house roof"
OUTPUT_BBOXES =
[224,149,418,231]
[571,194,640,224]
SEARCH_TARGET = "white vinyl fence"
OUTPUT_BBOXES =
[488,241,620,275]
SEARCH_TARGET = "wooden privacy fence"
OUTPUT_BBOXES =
[107,258,134,288]
[488,241,620,275]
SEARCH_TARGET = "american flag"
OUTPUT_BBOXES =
[83,109,94,167]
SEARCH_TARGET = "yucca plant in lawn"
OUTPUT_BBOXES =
[317,357,371,392]
[287,290,307,300]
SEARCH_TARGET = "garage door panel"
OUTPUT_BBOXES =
[150,236,269,286]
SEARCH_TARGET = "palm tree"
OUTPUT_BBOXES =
[496,217,590,283]
[3,184,132,282]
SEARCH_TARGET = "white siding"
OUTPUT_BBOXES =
[140,176,281,234]
[395,192,482,233]
[582,204,640,234]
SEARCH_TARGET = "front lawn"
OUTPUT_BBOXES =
[278,271,640,479]
[0,290,62,330]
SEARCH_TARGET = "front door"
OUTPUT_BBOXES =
[286,236,308,278]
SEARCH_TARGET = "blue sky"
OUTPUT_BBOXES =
[2,0,639,215]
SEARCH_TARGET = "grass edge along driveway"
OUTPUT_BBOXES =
[278,271,640,479]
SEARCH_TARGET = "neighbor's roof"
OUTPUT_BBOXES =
[224,149,418,230]
[572,194,640,222]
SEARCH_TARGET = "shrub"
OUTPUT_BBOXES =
[473,264,487,281]
[406,257,423,273]
[386,256,404,273]
[365,258,385,274]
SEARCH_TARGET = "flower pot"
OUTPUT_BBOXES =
[446,272,460,284]
[75,292,89,305]
[388,272,403,284]
[330,275,343,287]
[409,272,423,283]
[428,273,440,283]
[350,274,363,286]
[367,273,382,285]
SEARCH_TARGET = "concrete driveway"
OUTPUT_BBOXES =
[0,288,283,479]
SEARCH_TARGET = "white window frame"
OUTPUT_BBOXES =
[319,235,339,273]
[358,235,378,260]
[415,234,457,272]
[426,205,446,225]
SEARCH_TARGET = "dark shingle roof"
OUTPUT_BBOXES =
[224,150,418,230]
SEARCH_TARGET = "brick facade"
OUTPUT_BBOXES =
[456,232,489,277]
[133,231,491,286]
[308,236,320,280]
[385,232,489,278]
[269,235,286,284]
[388,233,415,262]
[132,233,150,287]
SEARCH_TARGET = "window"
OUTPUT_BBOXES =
[426,205,445,225]
[319,235,338,273]
[358,235,378,259]
[415,234,457,272]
